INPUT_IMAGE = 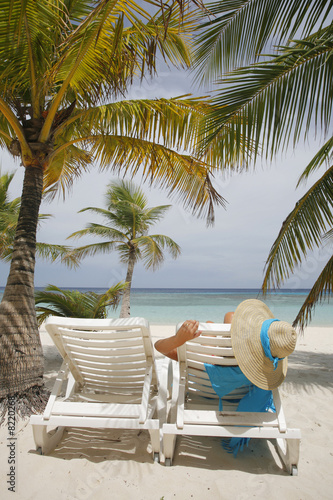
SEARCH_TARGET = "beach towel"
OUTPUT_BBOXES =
[204,364,275,457]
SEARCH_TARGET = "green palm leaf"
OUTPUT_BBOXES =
[136,234,181,269]
[35,282,126,326]
[35,242,80,268]
[297,136,333,186]
[262,166,333,291]
[66,239,124,260]
[193,0,332,85]
[69,222,127,240]
[292,255,333,329]
[43,96,227,222]
[202,27,333,161]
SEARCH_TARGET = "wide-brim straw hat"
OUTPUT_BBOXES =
[230,299,297,390]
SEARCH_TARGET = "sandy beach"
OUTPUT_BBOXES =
[1,324,332,500]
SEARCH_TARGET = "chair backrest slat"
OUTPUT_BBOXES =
[177,322,240,400]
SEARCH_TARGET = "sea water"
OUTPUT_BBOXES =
[116,288,332,326]
[1,287,330,327]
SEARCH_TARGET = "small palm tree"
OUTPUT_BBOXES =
[0,170,78,267]
[0,171,20,260]
[68,180,181,317]
[35,283,126,326]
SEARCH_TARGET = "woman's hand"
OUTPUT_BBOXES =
[154,320,201,361]
[175,320,201,344]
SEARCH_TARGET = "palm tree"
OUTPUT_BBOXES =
[0,171,20,260]
[0,1,228,407]
[68,180,181,317]
[0,170,78,266]
[35,283,127,326]
[193,0,333,328]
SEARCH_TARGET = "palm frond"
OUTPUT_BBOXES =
[94,281,127,314]
[53,96,210,152]
[43,95,232,222]
[35,282,126,326]
[262,166,333,291]
[90,134,226,224]
[193,0,332,85]
[106,179,147,208]
[43,143,93,194]
[42,0,195,117]
[68,224,127,242]
[297,135,333,186]
[0,0,62,98]
[143,206,172,226]
[65,240,123,260]
[136,236,165,270]
[323,228,333,243]
[35,242,80,268]
[292,255,333,329]
[202,27,333,161]
[137,234,181,269]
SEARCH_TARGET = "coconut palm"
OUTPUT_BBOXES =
[35,283,127,326]
[193,0,333,328]
[68,180,181,317]
[0,0,229,407]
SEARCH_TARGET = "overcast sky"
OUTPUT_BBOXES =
[0,66,328,291]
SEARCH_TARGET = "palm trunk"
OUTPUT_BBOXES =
[0,164,44,400]
[119,252,136,318]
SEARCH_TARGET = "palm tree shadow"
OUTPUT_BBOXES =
[284,350,333,392]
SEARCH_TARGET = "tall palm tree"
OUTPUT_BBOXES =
[0,1,228,407]
[68,180,181,317]
[193,0,333,328]
[35,283,127,326]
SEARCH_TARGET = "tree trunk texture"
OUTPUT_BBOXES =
[0,165,44,398]
[119,253,136,318]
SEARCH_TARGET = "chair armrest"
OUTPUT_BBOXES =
[272,387,287,432]
[157,357,172,427]
[44,360,69,420]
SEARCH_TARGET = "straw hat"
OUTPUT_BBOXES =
[230,299,297,390]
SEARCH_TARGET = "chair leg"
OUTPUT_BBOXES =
[163,432,177,466]
[275,437,300,475]
[148,428,161,462]
[32,425,65,455]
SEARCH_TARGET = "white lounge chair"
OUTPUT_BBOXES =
[30,317,165,461]
[162,322,301,475]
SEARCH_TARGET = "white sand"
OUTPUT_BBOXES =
[1,325,333,500]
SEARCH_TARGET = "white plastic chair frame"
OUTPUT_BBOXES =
[162,323,301,475]
[30,317,167,462]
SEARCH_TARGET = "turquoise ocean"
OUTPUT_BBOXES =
[1,287,330,327]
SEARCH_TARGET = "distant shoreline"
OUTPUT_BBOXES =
[6,286,313,294]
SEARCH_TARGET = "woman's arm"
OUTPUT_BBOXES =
[154,320,201,361]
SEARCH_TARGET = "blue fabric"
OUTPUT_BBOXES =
[260,319,284,370]
[204,364,275,457]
